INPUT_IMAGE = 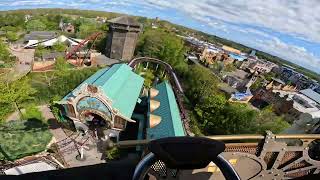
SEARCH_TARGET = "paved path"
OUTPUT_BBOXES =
[5,47,34,81]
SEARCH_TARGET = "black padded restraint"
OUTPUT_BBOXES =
[148,137,225,169]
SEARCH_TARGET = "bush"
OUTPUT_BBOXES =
[0,120,52,161]
[22,104,44,121]
[106,147,120,160]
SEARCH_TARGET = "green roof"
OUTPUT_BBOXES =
[147,81,185,139]
[64,64,144,119]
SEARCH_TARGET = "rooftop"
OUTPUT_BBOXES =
[24,31,57,41]
[64,64,144,119]
[300,89,320,105]
[271,77,285,85]
[108,16,141,27]
[147,81,185,139]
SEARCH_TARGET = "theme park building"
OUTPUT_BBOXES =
[57,63,185,140]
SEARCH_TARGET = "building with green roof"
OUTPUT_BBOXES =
[58,64,144,136]
[147,81,186,139]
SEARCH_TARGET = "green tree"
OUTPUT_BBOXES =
[22,104,44,121]
[185,65,218,104]
[55,56,69,72]
[52,42,67,52]
[142,69,155,88]
[136,29,188,76]
[35,45,49,59]
[26,20,47,31]
[6,31,18,42]
[224,63,236,72]
[76,23,98,39]
[0,78,37,119]
[255,106,290,133]
[0,42,10,63]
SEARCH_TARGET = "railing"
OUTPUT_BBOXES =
[116,132,320,179]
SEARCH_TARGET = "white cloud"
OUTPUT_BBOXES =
[253,37,320,73]
[1,0,319,72]
[146,0,320,43]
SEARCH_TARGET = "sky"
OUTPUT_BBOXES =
[0,0,320,73]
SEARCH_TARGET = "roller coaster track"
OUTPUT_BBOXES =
[128,57,191,134]
[65,32,103,60]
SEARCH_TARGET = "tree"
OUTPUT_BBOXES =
[52,42,67,52]
[0,78,37,118]
[6,31,18,42]
[35,45,49,59]
[136,29,188,76]
[142,69,155,88]
[55,56,69,72]
[26,20,46,31]
[76,23,98,39]
[255,106,290,133]
[224,63,236,72]
[185,65,219,104]
[0,42,10,63]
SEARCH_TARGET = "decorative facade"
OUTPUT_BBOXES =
[58,64,144,138]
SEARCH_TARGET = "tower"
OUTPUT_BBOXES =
[106,16,141,61]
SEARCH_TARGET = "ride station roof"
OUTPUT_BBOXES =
[63,64,144,119]
[147,81,185,139]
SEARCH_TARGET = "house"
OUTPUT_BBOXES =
[229,88,253,103]
[59,20,75,33]
[223,69,249,89]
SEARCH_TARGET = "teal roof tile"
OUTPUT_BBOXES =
[63,64,144,119]
[147,81,185,139]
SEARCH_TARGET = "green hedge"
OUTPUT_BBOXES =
[0,120,52,161]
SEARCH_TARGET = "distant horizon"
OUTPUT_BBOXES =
[0,0,319,74]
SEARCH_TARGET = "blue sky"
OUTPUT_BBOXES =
[1,0,320,73]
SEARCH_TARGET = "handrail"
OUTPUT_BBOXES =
[116,134,320,148]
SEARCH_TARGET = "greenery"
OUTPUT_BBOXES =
[0,41,11,64]
[135,27,290,135]
[21,104,44,122]
[6,31,19,41]
[0,78,37,122]
[136,28,188,76]
[29,67,99,104]
[106,147,120,160]
[52,42,67,52]
[0,119,52,161]
[35,45,49,59]
[26,19,47,31]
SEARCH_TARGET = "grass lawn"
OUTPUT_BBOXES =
[0,119,52,161]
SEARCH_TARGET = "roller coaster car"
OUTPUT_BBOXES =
[1,136,320,180]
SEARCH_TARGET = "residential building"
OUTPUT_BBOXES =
[59,21,75,33]
[229,89,253,103]
[223,69,249,89]
[248,60,278,74]
[106,16,141,61]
